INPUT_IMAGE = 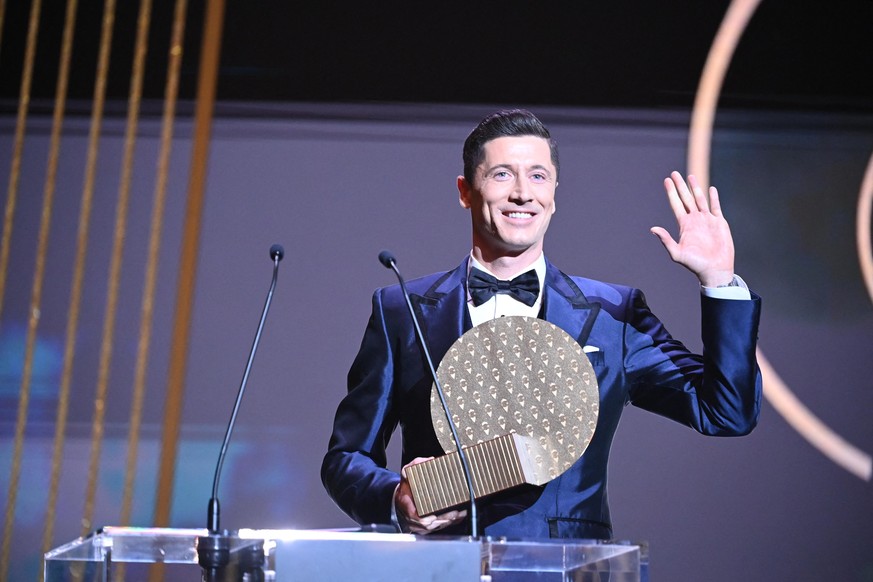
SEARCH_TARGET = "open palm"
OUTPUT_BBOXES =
[650,171,735,288]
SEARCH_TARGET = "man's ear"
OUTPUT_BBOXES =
[457,175,471,209]
[552,182,558,214]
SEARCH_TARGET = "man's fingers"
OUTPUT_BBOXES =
[663,177,687,218]
[423,509,468,531]
[650,227,680,262]
[401,456,433,478]
[669,171,696,212]
[395,494,417,516]
[687,174,711,212]
[708,186,723,217]
[437,509,463,522]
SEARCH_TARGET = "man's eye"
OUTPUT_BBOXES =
[494,171,511,180]
[531,173,546,182]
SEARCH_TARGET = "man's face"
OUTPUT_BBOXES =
[458,136,557,261]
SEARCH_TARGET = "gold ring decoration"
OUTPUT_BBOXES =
[689,0,872,481]
[405,316,599,516]
[857,152,873,304]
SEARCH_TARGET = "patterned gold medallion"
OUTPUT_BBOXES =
[430,316,599,482]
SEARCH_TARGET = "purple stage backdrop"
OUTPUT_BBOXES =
[1,103,871,581]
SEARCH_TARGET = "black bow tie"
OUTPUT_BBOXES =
[467,267,540,307]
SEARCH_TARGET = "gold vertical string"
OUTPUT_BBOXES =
[0,0,44,579]
[119,0,163,530]
[152,0,225,537]
[0,0,41,329]
[150,3,223,579]
[36,0,84,574]
[111,4,157,580]
[79,0,120,538]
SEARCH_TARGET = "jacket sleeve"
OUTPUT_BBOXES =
[321,289,402,525]
[625,289,763,436]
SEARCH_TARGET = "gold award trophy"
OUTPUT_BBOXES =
[405,316,600,516]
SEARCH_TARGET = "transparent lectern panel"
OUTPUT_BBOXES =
[486,538,642,582]
[45,527,645,582]
[44,528,260,582]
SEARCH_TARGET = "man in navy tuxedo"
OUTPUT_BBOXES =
[321,109,761,538]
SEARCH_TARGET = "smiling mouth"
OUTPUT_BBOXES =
[505,211,534,219]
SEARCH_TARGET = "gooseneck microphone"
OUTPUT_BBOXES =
[198,244,283,581]
[378,250,479,538]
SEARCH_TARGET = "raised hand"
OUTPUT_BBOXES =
[650,171,735,287]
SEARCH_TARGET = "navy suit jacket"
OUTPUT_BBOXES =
[321,258,762,538]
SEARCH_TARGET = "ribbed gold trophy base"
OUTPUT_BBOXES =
[405,432,550,516]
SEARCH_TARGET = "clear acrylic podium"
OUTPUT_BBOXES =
[45,526,647,581]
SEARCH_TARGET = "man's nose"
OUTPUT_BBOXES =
[509,178,534,202]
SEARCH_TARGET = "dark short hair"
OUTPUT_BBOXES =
[462,109,559,184]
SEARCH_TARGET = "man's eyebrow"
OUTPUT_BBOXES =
[527,164,554,179]
[483,163,553,175]
[481,163,512,174]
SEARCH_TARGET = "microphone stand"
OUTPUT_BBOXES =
[379,251,479,538]
[198,245,283,582]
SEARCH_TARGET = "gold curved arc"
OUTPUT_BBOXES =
[758,350,871,480]
[690,0,872,481]
[857,152,873,302]
[688,0,762,189]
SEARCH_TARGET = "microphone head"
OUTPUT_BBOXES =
[269,244,285,262]
[378,250,396,268]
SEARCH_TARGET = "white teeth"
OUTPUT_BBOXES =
[507,212,532,218]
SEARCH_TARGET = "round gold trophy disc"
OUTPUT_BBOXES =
[430,316,599,482]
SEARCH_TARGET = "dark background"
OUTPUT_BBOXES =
[1,1,871,113]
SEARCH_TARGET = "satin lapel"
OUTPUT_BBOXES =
[409,259,601,358]
[542,261,601,347]
[410,259,470,362]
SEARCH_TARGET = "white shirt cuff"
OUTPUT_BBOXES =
[701,274,752,300]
